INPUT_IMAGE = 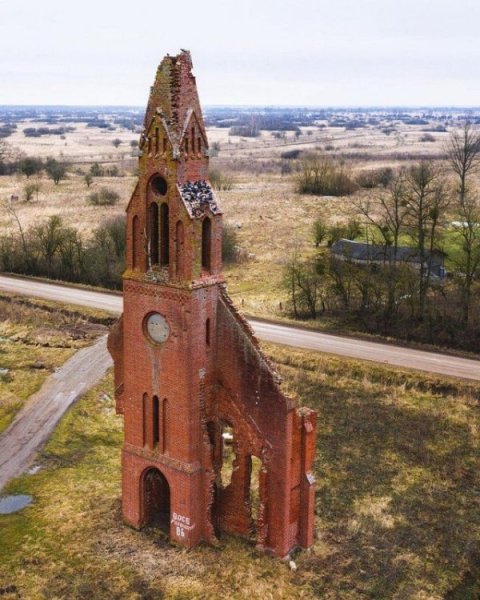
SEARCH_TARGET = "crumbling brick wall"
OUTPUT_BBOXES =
[108,50,317,558]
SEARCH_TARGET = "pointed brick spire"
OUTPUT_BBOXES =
[141,50,206,151]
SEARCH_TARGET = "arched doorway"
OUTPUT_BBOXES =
[143,467,170,534]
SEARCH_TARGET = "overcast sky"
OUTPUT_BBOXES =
[1,0,479,107]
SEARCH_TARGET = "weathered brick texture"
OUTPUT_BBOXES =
[107,50,317,557]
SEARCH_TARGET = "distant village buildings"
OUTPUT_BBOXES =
[331,239,447,279]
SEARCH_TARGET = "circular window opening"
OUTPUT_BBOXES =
[151,176,167,196]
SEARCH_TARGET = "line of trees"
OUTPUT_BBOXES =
[0,143,68,184]
[0,212,126,289]
[0,210,240,289]
[284,124,480,351]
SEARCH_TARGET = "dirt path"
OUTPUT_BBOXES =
[0,335,112,491]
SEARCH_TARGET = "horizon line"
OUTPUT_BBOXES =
[1,103,480,111]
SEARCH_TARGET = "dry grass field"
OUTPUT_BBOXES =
[5,119,138,163]
[0,293,112,433]
[0,342,478,599]
[1,112,471,318]
[1,115,479,598]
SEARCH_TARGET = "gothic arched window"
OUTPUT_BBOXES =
[202,217,211,272]
[148,203,159,265]
[153,395,160,447]
[160,203,169,266]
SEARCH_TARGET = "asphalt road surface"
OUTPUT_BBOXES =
[0,335,111,491]
[1,274,479,381]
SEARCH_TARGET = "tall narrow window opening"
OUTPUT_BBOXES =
[175,220,184,277]
[202,217,212,271]
[198,137,202,154]
[153,396,159,447]
[249,456,262,530]
[148,203,159,266]
[132,215,139,269]
[155,127,159,154]
[206,318,210,346]
[148,136,152,154]
[162,399,168,453]
[160,203,169,266]
[185,138,189,155]
[142,393,148,447]
[163,136,167,153]
[191,126,195,154]
[220,423,235,488]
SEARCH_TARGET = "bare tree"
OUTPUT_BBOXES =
[452,194,480,324]
[405,162,450,318]
[23,182,41,202]
[283,254,324,319]
[356,172,410,320]
[444,123,480,325]
[32,215,65,278]
[445,123,480,206]
[2,199,28,260]
[45,158,67,185]
[357,171,409,254]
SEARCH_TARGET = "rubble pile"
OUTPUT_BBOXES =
[180,180,219,217]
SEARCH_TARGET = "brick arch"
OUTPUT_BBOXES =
[140,466,171,533]
[212,382,270,459]
[204,414,269,543]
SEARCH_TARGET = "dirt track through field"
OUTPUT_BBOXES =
[0,335,112,491]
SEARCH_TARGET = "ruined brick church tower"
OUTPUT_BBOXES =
[108,51,317,558]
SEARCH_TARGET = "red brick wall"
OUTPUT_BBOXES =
[108,50,317,559]
[213,291,316,557]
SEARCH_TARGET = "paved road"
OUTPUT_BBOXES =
[0,274,479,381]
[251,321,480,381]
[0,276,123,313]
[0,273,478,490]
[0,336,111,491]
